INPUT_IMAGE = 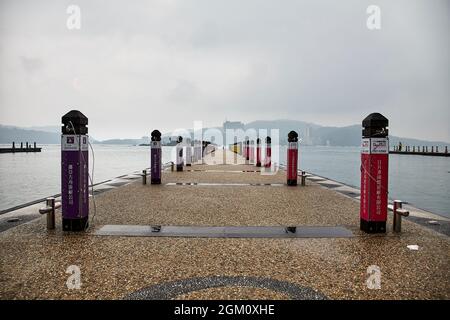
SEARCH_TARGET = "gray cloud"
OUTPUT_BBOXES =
[0,0,448,141]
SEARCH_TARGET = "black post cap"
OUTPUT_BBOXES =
[266,136,271,144]
[151,130,161,141]
[288,131,298,142]
[362,113,389,137]
[62,110,88,134]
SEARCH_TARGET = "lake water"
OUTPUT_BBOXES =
[0,144,449,217]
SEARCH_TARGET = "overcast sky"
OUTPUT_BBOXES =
[0,0,448,141]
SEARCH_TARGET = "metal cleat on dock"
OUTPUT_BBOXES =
[39,197,61,230]
[388,200,409,233]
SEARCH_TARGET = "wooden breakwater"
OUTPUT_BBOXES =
[0,142,42,154]
[390,145,449,157]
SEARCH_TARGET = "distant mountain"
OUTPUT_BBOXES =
[26,125,60,133]
[0,125,61,144]
[0,125,97,144]
[1,121,448,147]
[244,120,448,147]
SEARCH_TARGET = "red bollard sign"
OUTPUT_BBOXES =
[360,113,389,233]
[256,138,261,167]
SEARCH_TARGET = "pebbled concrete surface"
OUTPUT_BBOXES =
[0,149,449,300]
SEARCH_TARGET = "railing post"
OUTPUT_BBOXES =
[46,197,56,230]
[393,200,402,233]
[301,171,306,186]
[142,169,147,185]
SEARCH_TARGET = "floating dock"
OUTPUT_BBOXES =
[0,149,449,299]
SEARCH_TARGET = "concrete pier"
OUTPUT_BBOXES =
[0,149,449,299]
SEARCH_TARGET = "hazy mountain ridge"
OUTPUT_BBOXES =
[0,122,448,147]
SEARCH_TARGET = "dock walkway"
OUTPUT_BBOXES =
[0,150,449,299]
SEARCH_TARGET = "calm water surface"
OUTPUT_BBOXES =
[1,144,449,217]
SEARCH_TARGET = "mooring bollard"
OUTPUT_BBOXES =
[392,200,409,233]
[360,113,389,233]
[142,169,147,185]
[151,130,162,184]
[12,142,15,150]
[245,140,249,164]
[287,131,299,186]
[256,138,261,167]
[301,171,306,186]
[61,110,89,231]
[176,136,184,172]
[265,136,271,168]
[39,197,61,230]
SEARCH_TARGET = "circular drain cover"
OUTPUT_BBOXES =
[124,276,328,300]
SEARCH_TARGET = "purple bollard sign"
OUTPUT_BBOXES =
[61,110,89,231]
[151,130,162,184]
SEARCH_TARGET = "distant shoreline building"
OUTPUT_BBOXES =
[223,120,245,144]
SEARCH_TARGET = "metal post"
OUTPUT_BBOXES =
[393,200,402,233]
[446,146,448,154]
[301,171,306,186]
[171,162,174,172]
[142,169,147,185]
[431,146,434,153]
[436,146,438,153]
[46,197,56,230]
[34,142,36,149]
[26,142,29,149]
[20,142,23,149]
